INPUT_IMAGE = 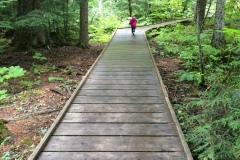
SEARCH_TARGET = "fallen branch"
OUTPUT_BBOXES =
[50,88,64,96]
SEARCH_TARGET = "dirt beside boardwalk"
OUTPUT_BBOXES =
[0,44,182,159]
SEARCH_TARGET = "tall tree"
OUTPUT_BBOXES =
[13,0,36,51]
[77,0,89,48]
[98,0,103,17]
[211,0,226,47]
[196,0,205,86]
[195,0,207,32]
[128,0,132,17]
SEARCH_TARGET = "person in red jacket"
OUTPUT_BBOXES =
[129,15,137,35]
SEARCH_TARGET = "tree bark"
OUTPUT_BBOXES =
[195,0,207,32]
[98,0,103,17]
[196,0,205,86]
[77,0,89,49]
[128,0,132,17]
[211,0,226,48]
[14,0,36,51]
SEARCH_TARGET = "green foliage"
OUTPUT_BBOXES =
[180,78,240,159]
[15,10,62,29]
[48,76,64,82]
[0,66,26,100]
[0,66,26,82]
[33,52,47,61]
[0,21,13,29]
[0,119,10,146]
[1,151,10,160]
[0,0,16,8]
[147,21,240,159]
[179,71,202,84]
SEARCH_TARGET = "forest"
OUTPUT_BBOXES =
[0,0,240,159]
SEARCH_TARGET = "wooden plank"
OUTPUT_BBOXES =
[84,79,158,85]
[38,152,187,160]
[98,60,152,62]
[73,96,165,104]
[93,67,153,72]
[88,75,156,80]
[43,136,183,152]
[95,63,153,67]
[68,104,168,113]
[62,113,172,123]
[81,84,158,90]
[97,62,153,65]
[77,89,161,97]
[53,123,177,136]
[90,72,155,76]
[102,56,151,59]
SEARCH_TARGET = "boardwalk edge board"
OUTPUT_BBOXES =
[28,29,118,160]
[144,27,193,159]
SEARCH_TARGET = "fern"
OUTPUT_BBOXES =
[0,66,26,100]
[179,71,202,84]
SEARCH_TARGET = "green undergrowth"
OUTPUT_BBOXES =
[147,23,240,159]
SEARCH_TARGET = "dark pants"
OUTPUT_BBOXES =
[131,27,136,33]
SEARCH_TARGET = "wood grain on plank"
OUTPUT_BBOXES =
[43,136,183,152]
[62,113,172,123]
[54,123,177,136]
[38,152,186,160]
[84,79,158,85]
[73,96,165,104]
[68,104,168,113]
[77,89,161,97]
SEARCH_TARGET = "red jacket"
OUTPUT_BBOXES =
[129,17,137,27]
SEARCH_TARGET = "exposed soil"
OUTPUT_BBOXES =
[0,44,183,159]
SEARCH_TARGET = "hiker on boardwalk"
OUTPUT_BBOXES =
[129,15,137,35]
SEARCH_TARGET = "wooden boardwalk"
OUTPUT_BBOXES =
[29,20,193,160]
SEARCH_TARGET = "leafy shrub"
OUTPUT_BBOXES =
[48,76,64,82]
[33,52,47,61]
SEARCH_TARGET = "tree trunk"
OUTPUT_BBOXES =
[196,0,205,86]
[14,0,50,52]
[77,0,89,49]
[64,0,69,37]
[14,0,36,51]
[195,0,207,32]
[128,0,132,17]
[98,0,103,17]
[211,0,226,48]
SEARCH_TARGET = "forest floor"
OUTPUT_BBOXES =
[0,44,185,159]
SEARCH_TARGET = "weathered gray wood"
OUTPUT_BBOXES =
[81,84,158,90]
[54,123,177,136]
[38,152,187,160]
[77,89,161,97]
[94,63,153,68]
[68,104,168,113]
[92,67,153,72]
[97,62,153,65]
[73,96,164,104]
[88,75,156,80]
[62,113,172,123]
[84,79,158,85]
[43,136,183,152]
[90,71,155,76]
